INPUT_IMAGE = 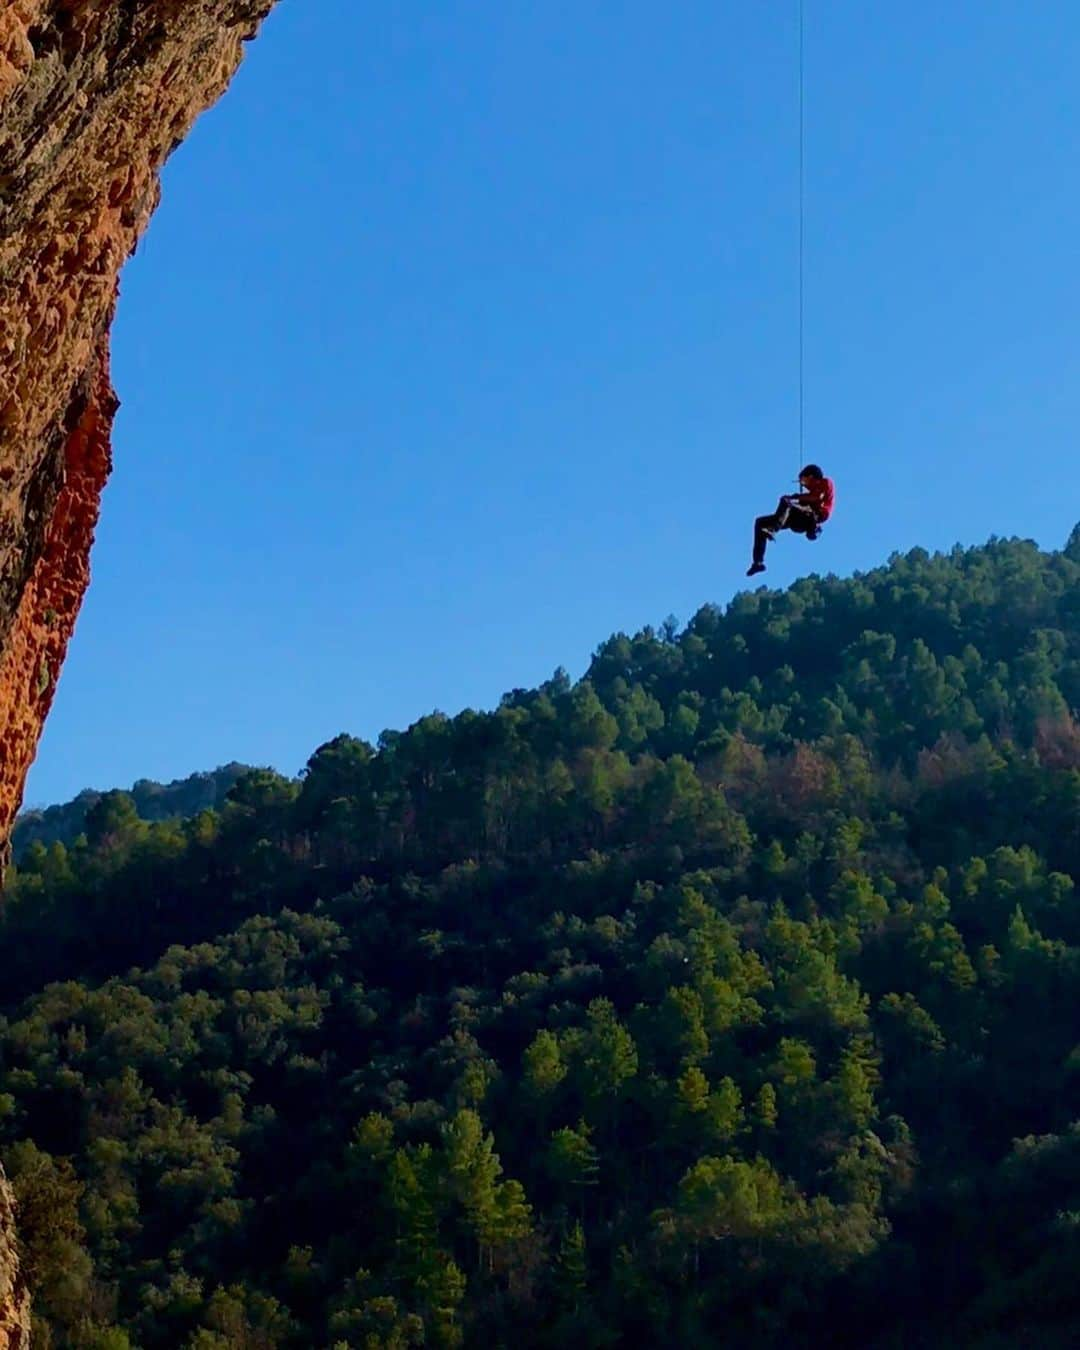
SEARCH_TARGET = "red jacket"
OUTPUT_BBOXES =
[798,476,834,520]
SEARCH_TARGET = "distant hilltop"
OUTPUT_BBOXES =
[13,762,253,860]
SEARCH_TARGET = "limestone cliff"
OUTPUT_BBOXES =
[0,0,280,857]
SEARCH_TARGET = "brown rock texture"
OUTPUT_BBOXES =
[0,1167,28,1348]
[0,0,280,856]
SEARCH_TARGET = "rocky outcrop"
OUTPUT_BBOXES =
[0,5,282,1333]
[0,1168,28,1348]
[0,0,280,854]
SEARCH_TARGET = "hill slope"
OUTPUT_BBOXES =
[12,763,251,860]
[3,529,1080,1348]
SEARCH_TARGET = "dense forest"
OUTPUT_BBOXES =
[4,528,1080,1348]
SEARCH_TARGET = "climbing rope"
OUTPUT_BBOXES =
[798,0,805,473]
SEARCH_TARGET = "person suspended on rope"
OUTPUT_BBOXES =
[746,464,834,577]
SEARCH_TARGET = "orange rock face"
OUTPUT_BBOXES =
[0,0,280,855]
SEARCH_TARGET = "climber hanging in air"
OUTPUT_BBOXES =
[744,0,831,581]
[746,464,834,577]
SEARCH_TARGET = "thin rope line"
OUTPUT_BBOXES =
[793,0,799,472]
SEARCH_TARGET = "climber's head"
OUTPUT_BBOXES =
[799,464,824,484]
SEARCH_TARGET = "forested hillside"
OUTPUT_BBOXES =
[12,764,250,861]
[4,530,1080,1348]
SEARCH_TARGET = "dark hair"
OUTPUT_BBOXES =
[800,463,824,479]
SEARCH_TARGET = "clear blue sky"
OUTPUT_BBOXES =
[24,0,1080,806]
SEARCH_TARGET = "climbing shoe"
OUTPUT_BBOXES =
[746,563,766,577]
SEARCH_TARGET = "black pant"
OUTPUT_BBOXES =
[753,497,818,565]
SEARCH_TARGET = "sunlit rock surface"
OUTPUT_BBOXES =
[0,0,279,856]
[0,1167,27,1348]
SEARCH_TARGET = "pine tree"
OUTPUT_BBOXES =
[555,1222,588,1312]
